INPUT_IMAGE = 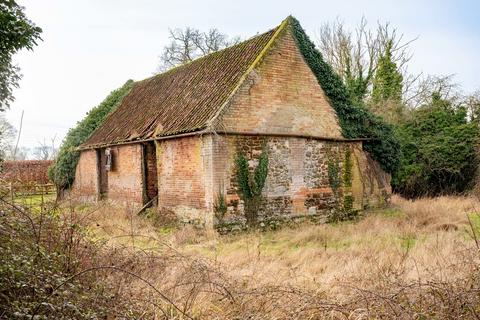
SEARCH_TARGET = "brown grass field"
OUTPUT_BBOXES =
[76,195,480,318]
[3,195,480,319]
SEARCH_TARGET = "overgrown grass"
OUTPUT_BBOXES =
[12,193,56,210]
[2,195,480,319]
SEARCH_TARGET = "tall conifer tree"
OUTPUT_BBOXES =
[371,41,403,104]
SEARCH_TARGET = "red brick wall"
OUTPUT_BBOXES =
[218,27,342,138]
[0,160,53,184]
[72,150,98,200]
[107,144,143,205]
[73,145,144,206]
[157,136,207,212]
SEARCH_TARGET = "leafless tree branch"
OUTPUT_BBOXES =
[157,27,240,73]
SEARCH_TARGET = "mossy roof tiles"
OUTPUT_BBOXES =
[83,26,281,148]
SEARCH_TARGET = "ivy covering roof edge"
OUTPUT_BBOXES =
[49,80,135,190]
[288,16,400,173]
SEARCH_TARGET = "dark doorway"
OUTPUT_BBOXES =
[97,148,108,199]
[142,142,158,206]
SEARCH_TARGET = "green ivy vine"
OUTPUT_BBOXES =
[49,80,135,190]
[235,146,269,225]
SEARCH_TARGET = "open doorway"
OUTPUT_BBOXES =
[142,141,158,206]
[96,148,108,199]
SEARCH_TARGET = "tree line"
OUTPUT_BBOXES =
[314,18,479,198]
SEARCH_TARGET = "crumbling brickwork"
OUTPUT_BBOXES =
[156,136,210,223]
[107,144,143,206]
[71,149,98,202]
[72,145,143,206]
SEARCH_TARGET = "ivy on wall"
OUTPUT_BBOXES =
[342,148,352,188]
[49,80,134,190]
[213,188,228,222]
[235,147,269,225]
[327,147,356,222]
[289,17,400,174]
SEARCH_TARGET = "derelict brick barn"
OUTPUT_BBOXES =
[73,17,391,227]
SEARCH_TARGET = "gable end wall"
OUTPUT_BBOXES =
[217,27,343,138]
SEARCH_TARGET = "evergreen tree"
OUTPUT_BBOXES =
[371,41,403,104]
[393,92,479,198]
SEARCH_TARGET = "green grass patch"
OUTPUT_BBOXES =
[379,207,404,218]
[399,233,417,250]
[13,193,56,211]
[157,226,175,235]
[465,212,480,240]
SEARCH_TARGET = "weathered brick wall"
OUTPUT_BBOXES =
[210,135,390,228]
[71,149,98,201]
[156,136,209,224]
[72,145,145,206]
[0,160,53,184]
[217,27,342,139]
[107,144,143,206]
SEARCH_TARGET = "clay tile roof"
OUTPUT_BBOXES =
[83,23,283,148]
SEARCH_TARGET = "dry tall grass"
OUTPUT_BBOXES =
[69,195,480,318]
[185,195,480,292]
[3,195,480,319]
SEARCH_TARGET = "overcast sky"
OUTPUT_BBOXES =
[7,0,480,154]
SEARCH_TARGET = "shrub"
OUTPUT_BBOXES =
[49,80,134,190]
[393,93,479,197]
[213,189,228,222]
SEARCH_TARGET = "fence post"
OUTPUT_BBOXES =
[41,184,44,212]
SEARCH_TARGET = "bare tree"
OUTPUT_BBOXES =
[316,17,416,103]
[33,136,57,160]
[464,90,480,122]
[0,114,17,159]
[403,74,459,109]
[157,27,240,72]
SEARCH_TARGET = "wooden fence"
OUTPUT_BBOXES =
[1,183,56,202]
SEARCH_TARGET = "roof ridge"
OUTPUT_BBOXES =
[204,16,291,133]
[82,17,293,148]
[140,22,285,86]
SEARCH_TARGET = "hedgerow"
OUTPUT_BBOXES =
[290,17,400,173]
[49,80,134,190]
